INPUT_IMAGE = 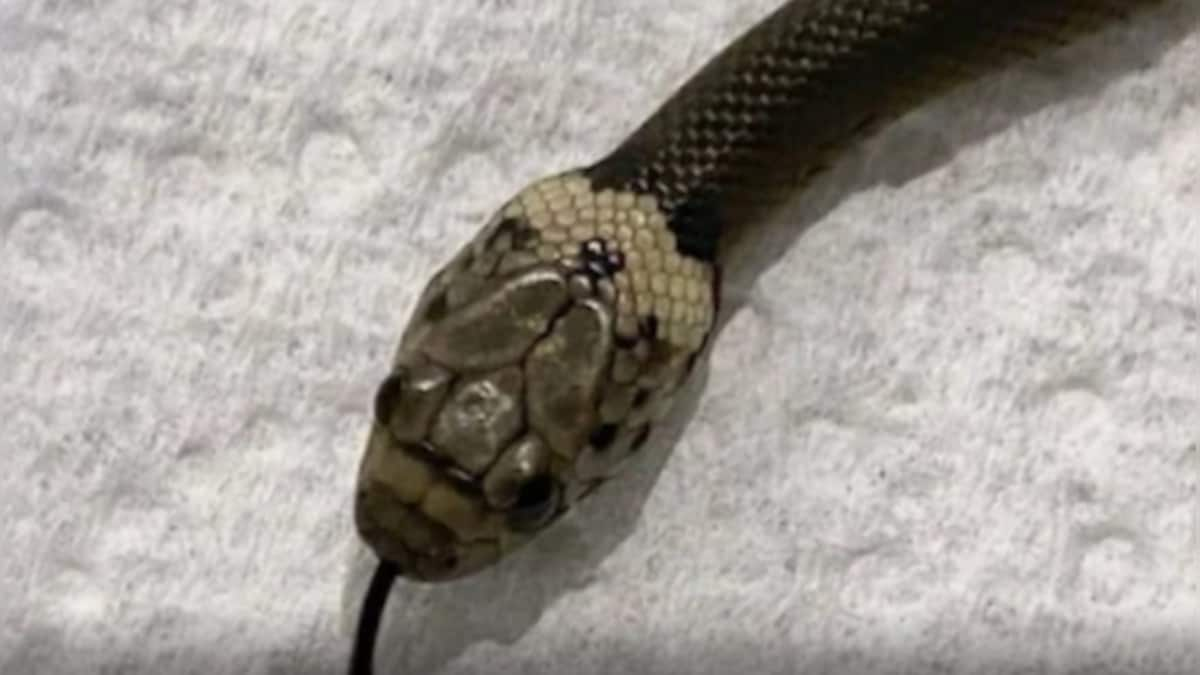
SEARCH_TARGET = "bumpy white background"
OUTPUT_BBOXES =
[2,1,1197,674]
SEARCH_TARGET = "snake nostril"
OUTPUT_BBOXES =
[588,423,619,450]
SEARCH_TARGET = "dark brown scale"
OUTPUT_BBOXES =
[586,0,1162,261]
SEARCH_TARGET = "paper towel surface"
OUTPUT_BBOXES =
[1,1,1197,674]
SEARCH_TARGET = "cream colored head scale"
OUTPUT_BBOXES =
[354,171,716,581]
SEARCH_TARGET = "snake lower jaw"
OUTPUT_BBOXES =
[354,469,513,582]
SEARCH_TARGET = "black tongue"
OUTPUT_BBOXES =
[349,559,400,675]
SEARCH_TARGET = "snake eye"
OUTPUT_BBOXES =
[507,474,560,531]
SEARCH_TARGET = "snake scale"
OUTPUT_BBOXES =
[348,1,1163,672]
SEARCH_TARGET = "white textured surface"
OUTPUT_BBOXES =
[2,1,1198,674]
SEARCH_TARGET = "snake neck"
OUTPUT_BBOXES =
[585,0,1160,263]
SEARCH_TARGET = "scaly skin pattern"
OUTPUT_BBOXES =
[589,0,1163,255]
[354,0,1164,582]
[356,172,716,580]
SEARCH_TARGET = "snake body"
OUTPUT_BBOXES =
[350,0,1161,670]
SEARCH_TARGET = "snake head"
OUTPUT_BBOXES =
[354,173,715,581]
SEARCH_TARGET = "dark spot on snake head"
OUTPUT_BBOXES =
[493,217,537,249]
[588,423,619,451]
[585,260,609,279]
[630,424,652,453]
[582,238,607,259]
[508,474,560,531]
[512,225,538,249]
[606,249,625,273]
[580,238,627,276]
[640,315,659,341]
[373,370,406,426]
[632,388,651,409]
[581,238,623,278]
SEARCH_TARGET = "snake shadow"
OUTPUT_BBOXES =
[340,3,1197,673]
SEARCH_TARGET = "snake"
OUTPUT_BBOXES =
[347,1,1164,672]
